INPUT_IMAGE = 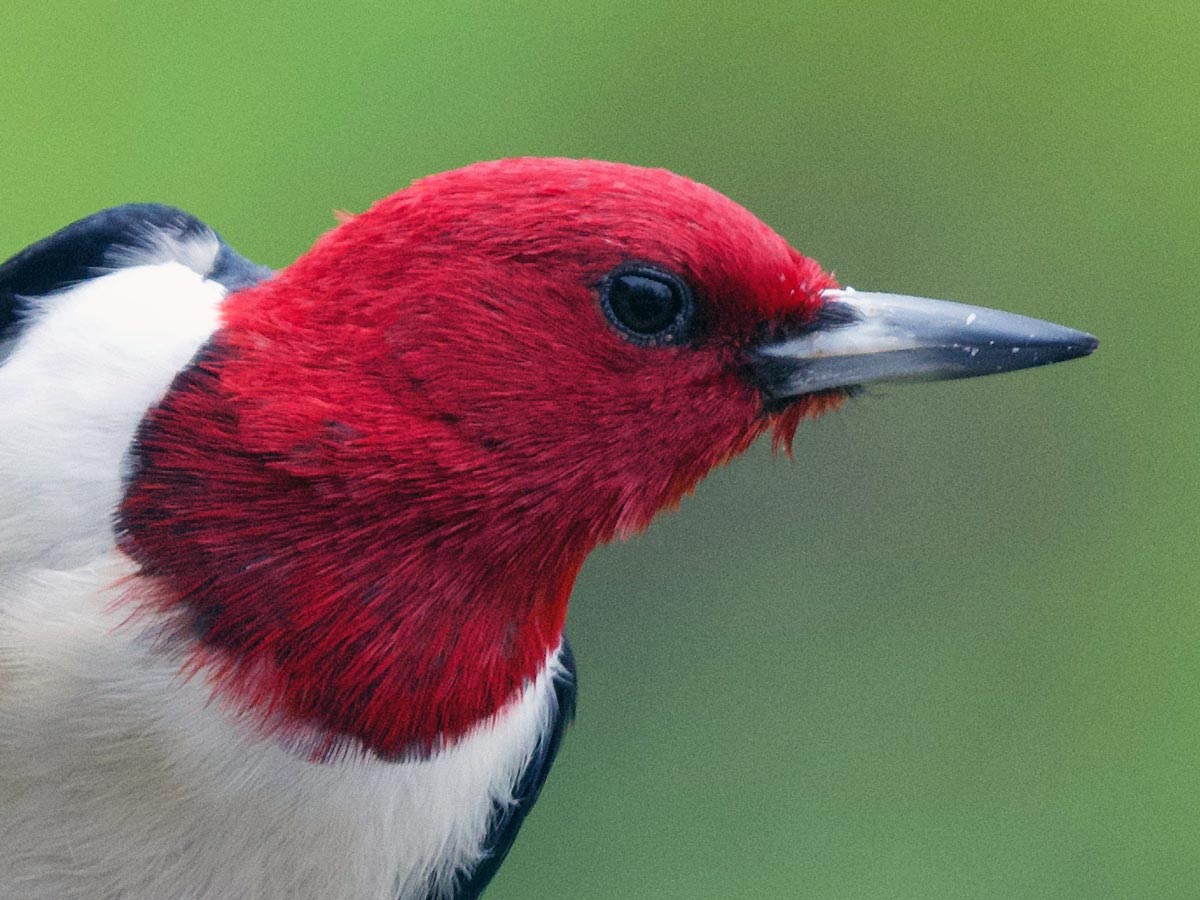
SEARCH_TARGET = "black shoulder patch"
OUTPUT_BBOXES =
[448,640,578,900]
[0,203,271,357]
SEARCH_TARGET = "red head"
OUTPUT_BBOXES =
[120,158,1095,758]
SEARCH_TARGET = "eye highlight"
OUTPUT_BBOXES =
[600,266,695,345]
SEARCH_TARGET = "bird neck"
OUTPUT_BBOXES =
[119,340,586,761]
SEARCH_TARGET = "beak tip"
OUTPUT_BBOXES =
[1055,329,1098,362]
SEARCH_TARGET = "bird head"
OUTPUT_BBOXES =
[121,158,1096,758]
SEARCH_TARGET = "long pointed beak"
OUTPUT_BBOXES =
[753,289,1098,400]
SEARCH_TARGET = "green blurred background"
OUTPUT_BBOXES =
[2,2,1195,897]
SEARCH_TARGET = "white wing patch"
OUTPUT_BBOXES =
[0,263,223,576]
[102,222,223,278]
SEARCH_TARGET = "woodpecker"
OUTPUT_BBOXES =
[0,158,1096,900]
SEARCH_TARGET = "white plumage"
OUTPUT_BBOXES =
[0,257,563,900]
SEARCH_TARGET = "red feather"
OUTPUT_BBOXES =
[119,158,838,759]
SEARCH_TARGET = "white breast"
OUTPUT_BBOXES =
[0,553,563,900]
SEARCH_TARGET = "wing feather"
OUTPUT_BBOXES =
[0,205,269,576]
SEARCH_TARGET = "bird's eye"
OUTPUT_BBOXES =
[600,266,694,345]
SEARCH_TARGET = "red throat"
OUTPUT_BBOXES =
[120,341,585,760]
[118,335,828,761]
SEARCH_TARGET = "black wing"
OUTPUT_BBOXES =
[449,639,578,900]
[0,203,270,360]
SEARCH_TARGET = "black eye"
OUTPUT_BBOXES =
[600,266,694,345]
